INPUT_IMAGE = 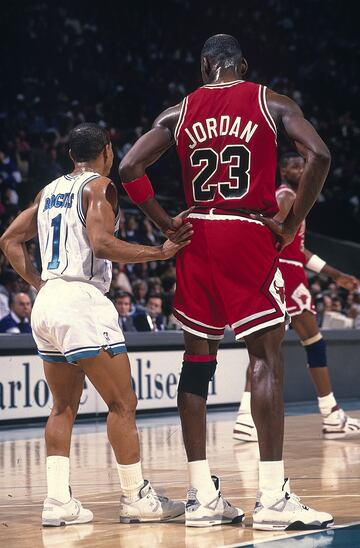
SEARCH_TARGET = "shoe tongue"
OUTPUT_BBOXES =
[282,478,290,494]
[139,479,150,498]
[211,475,220,491]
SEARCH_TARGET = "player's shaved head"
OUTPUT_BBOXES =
[69,123,110,162]
[201,34,247,84]
[201,34,242,68]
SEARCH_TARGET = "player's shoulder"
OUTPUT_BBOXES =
[84,175,114,195]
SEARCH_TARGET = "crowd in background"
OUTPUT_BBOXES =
[1,207,360,333]
[0,0,359,332]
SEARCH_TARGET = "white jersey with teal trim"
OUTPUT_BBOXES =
[37,171,119,294]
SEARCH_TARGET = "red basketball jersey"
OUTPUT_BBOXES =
[175,80,278,215]
[276,184,306,264]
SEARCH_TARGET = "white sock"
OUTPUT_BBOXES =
[259,460,284,497]
[318,392,337,416]
[46,456,71,503]
[188,460,217,503]
[239,391,251,414]
[117,461,144,502]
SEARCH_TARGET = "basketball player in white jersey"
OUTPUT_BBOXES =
[0,123,192,527]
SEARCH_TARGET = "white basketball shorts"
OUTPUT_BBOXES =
[31,278,126,364]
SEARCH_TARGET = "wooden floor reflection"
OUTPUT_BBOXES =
[0,410,359,547]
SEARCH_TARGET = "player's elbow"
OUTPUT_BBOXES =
[90,237,109,259]
[0,234,9,253]
[314,146,331,169]
[119,157,143,182]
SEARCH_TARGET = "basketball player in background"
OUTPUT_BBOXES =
[0,123,191,526]
[120,35,334,530]
[234,152,360,442]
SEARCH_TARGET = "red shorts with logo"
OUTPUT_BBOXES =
[173,211,287,340]
[279,259,316,317]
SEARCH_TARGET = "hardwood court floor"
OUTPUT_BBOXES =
[0,409,359,547]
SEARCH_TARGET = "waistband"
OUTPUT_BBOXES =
[188,207,270,225]
[191,206,269,218]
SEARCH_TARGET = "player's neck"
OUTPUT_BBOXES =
[71,162,104,177]
[209,67,243,85]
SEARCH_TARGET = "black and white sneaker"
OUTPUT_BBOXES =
[323,408,360,439]
[253,478,334,531]
[185,476,244,527]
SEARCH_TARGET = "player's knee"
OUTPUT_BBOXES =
[108,390,137,416]
[51,401,76,419]
[302,334,327,367]
[177,353,217,400]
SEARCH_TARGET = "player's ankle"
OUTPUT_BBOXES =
[259,461,284,494]
[318,392,337,416]
[117,461,144,502]
[188,460,217,502]
[46,456,71,503]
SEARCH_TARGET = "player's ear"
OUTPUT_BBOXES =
[240,57,248,77]
[201,56,211,79]
[103,143,112,161]
[69,149,74,163]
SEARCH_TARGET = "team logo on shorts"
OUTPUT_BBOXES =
[269,267,286,311]
[292,283,311,311]
[103,331,110,343]
[274,280,285,304]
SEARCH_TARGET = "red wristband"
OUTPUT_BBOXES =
[122,174,154,204]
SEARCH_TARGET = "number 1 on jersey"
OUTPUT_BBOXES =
[47,213,62,270]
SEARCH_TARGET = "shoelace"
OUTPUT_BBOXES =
[148,488,169,503]
[285,491,309,510]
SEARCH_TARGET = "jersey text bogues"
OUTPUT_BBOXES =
[37,171,119,294]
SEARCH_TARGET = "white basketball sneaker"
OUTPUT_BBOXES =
[185,476,244,527]
[42,493,93,527]
[119,480,185,523]
[253,478,333,531]
[233,412,258,442]
[322,407,360,439]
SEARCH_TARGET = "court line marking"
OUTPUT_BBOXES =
[223,520,360,547]
[1,495,360,508]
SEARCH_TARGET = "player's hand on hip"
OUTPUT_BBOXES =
[335,273,359,291]
[161,222,193,259]
[250,214,296,252]
[164,207,194,240]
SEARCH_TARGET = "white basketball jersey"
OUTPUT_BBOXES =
[37,171,119,294]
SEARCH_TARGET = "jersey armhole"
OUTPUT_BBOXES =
[76,174,102,227]
[174,96,189,145]
[258,85,277,137]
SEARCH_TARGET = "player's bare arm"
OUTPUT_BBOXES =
[0,193,44,291]
[254,91,331,249]
[119,104,193,236]
[274,189,296,223]
[84,176,192,262]
[303,248,359,290]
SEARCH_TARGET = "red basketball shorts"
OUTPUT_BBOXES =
[173,211,287,340]
[279,259,316,317]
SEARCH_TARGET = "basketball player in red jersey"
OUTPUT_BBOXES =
[234,152,360,442]
[120,35,334,530]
